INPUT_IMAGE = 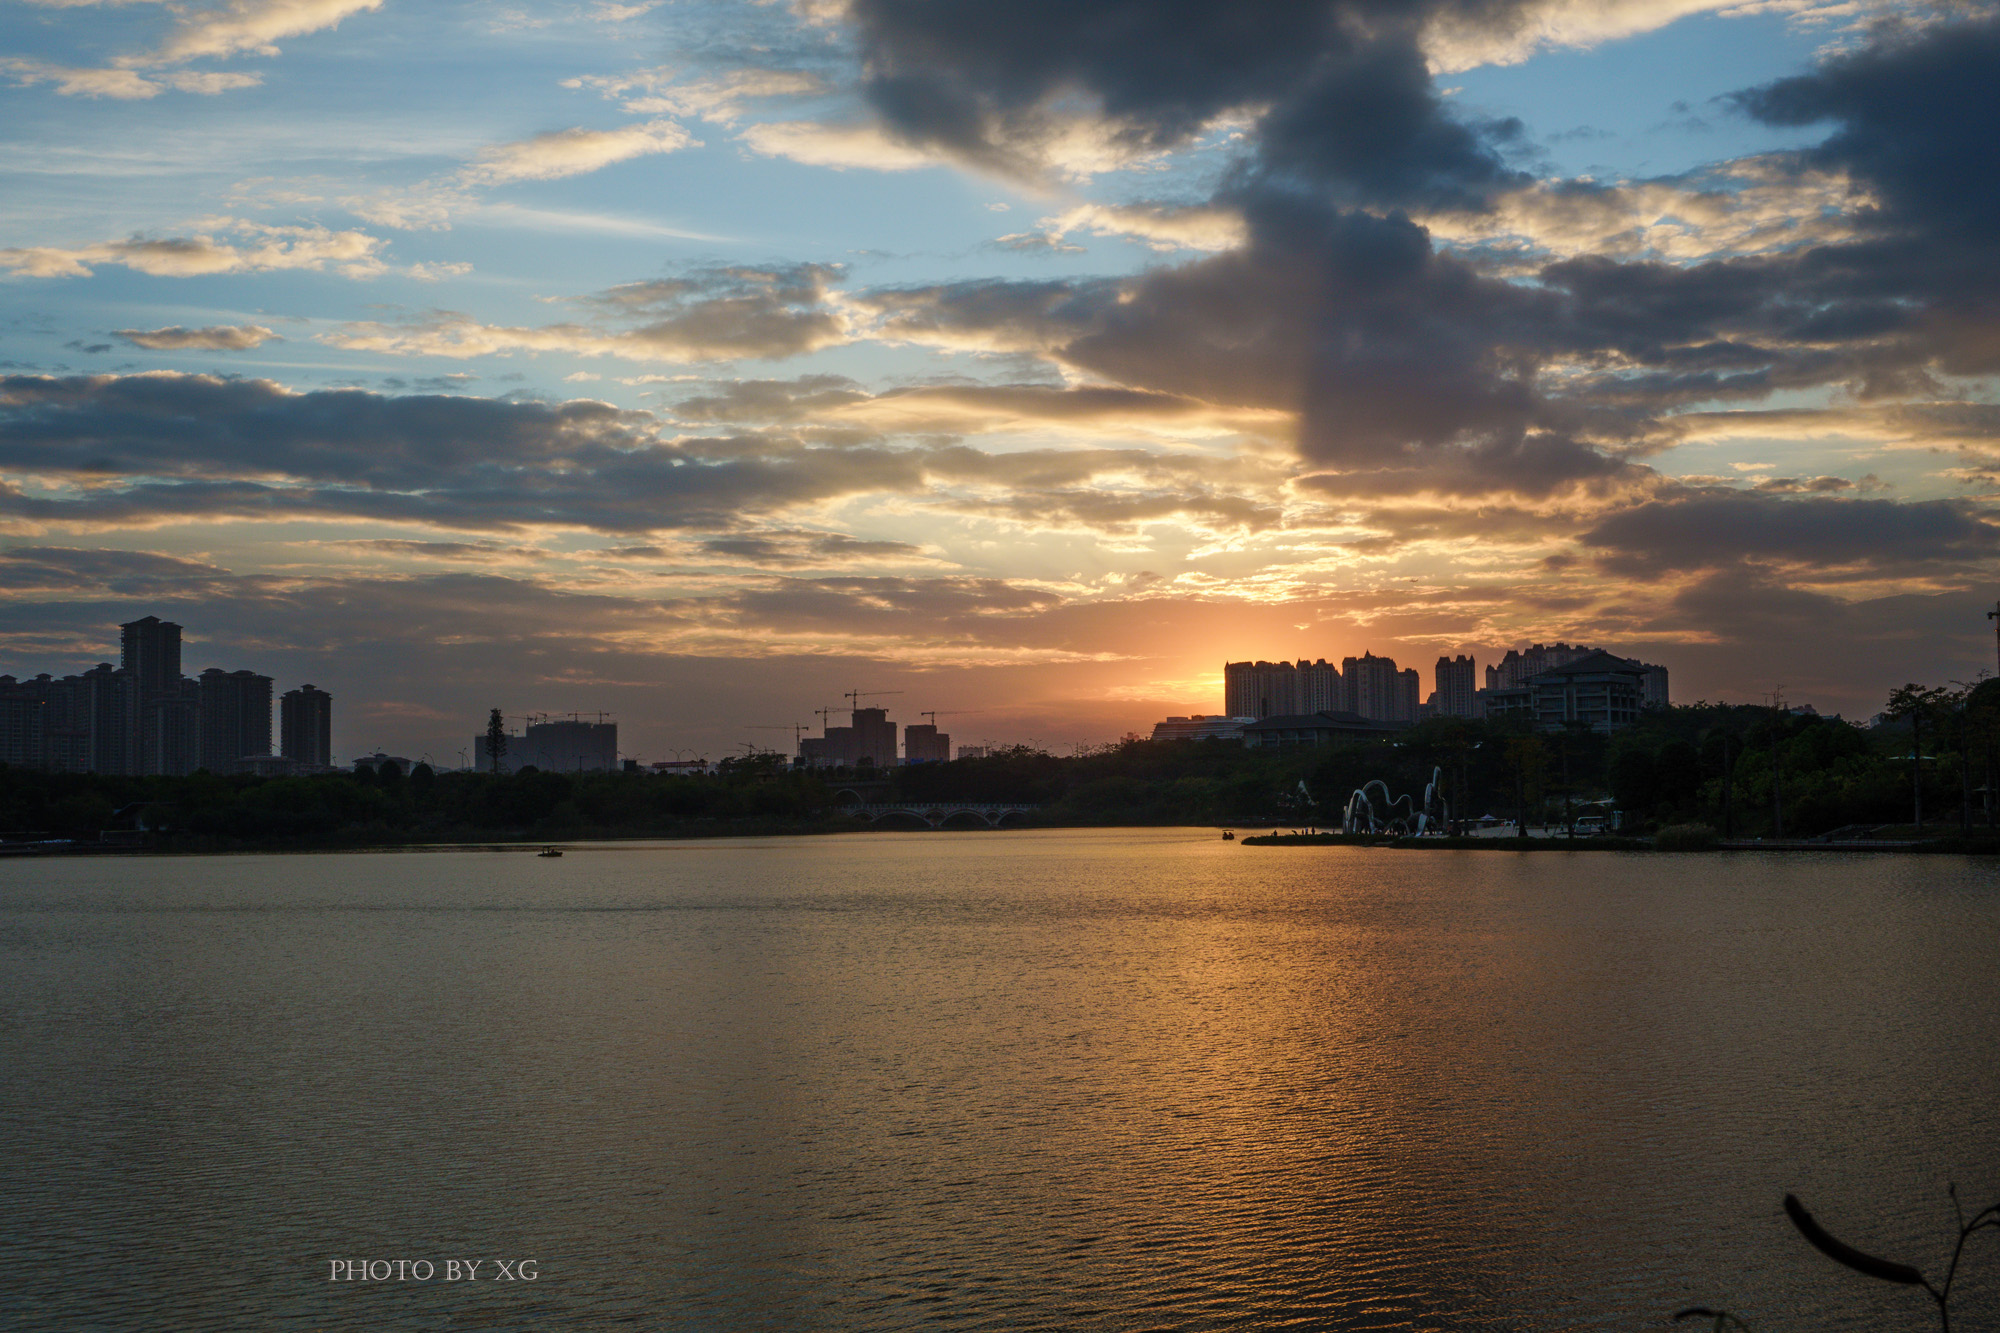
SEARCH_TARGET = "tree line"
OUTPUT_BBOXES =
[2,679,1995,847]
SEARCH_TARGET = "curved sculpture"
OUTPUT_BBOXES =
[1342,767,1450,835]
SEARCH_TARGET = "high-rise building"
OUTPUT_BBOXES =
[472,714,617,773]
[77,663,135,775]
[1297,659,1342,713]
[0,675,48,770]
[1434,654,1478,718]
[151,676,202,775]
[903,723,950,763]
[120,616,182,776]
[199,668,273,772]
[799,706,900,768]
[120,616,181,698]
[1638,663,1670,710]
[2,615,306,775]
[1485,644,1669,711]
[523,717,617,771]
[1341,652,1417,723]
[1224,660,1304,719]
[849,707,897,767]
[37,673,94,774]
[281,684,334,769]
[1486,643,1594,691]
[1484,651,1654,733]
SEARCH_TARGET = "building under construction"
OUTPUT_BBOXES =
[473,713,618,773]
[798,707,898,769]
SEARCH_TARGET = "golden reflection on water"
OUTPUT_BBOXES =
[1,830,1996,1331]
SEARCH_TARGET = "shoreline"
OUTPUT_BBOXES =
[5,821,1998,856]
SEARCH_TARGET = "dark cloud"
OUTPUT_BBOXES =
[696,529,930,566]
[583,264,849,360]
[830,10,2000,513]
[1579,489,2000,577]
[0,372,646,488]
[670,374,869,423]
[0,545,236,599]
[0,372,1280,537]
[868,198,1628,496]
[717,574,1061,637]
[1245,27,1527,211]
[322,539,552,562]
[1734,16,2000,250]
[849,0,1526,208]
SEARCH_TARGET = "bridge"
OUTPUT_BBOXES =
[838,801,1041,828]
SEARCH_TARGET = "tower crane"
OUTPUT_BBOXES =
[747,723,812,748]
[845,689,903,709]
[917,709,984,725]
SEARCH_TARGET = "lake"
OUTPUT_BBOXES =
[2,829,1996,1331]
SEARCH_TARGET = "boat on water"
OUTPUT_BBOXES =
[537,846,563,858]
[1221,829,1234,841]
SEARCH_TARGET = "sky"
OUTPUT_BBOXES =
[3,0,1998,765]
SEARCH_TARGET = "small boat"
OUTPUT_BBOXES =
[1221,829,1234,841]
[537,846,563,858]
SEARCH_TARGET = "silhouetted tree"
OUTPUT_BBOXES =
[1887,683,1952,827]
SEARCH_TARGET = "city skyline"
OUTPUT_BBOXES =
[3,1,1998,763]
[0,610,1959,766]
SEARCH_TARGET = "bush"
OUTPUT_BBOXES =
[1654,822,1719,851]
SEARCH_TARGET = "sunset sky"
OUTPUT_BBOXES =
[3,0,1997,764]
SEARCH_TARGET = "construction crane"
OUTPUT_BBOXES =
[748,723,812,748]
[918,710,984,725]
[845,689,903,709]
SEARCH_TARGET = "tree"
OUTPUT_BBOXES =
[1886,684,1951,827]
[485,708,508,776]
[1503,732,1547,836]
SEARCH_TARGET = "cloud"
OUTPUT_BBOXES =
[0,372,1300,542]
[318,538,551,563]
[737,120,945,171]
[148,0,383,65]
[3,0,382,101]
[843,0,1528,200]
[0,544,238,600]
[566,66,828,122]
[693,529,934,567]
[991,230,1087,255]
[112,324,281,350]
[0,58,263,98]
[667,374,871,423]
[1733,14,2000,247]
[463,119,699,184]
[590,1,661,21]
[1,220,388,280]
[1038,201,1247,253]
[1423,160,1871,266]
[1423,0,1761,73]
[1579,489,2000,578]
[324,264,849,363]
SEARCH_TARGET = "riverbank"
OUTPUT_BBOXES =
[1238,830,2000,852]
